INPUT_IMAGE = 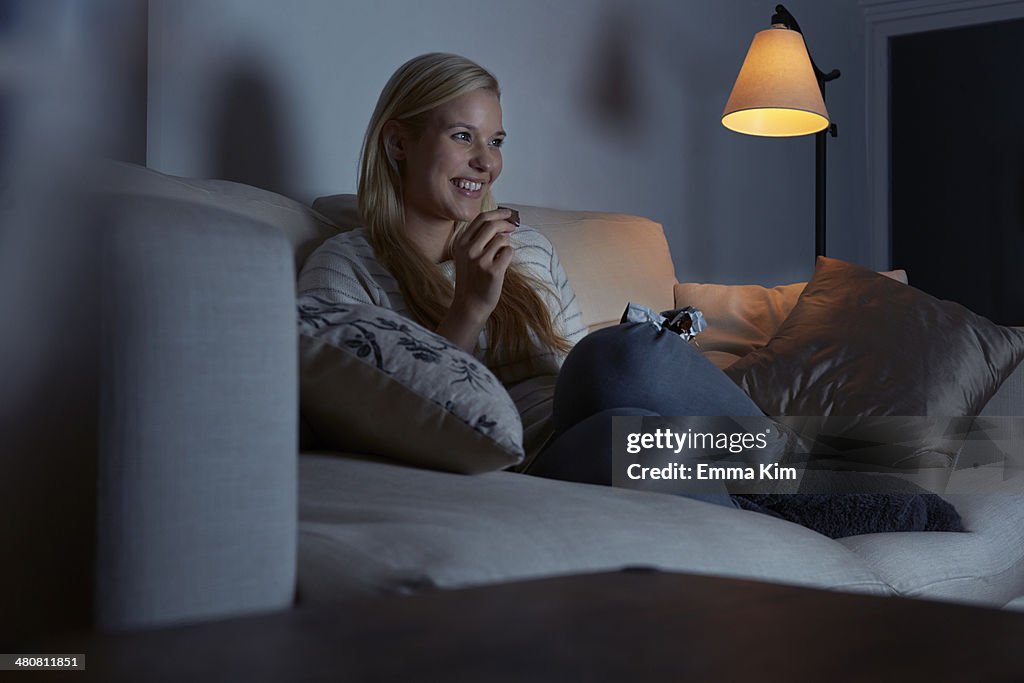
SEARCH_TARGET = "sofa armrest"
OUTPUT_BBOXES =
[94,195,298,630]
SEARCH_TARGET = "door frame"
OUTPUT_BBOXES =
[862,0,1024,269]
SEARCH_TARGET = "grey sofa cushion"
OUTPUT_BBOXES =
[838,490,1024,606]
[982,351,1024,417]
[296,453,891,603]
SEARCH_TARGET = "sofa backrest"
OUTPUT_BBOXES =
[88,167,679,331]
[94,161,340,272]
[311,194,677,331]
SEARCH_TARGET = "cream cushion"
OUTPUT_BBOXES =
[507,204,677,331]
[675,270,909,370]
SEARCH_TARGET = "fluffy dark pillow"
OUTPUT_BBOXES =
[726,257,1024,467]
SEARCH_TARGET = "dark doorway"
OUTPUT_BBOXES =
[891,18,1024,326]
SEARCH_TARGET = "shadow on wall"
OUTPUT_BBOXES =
[578,1,727,276]
[213,60,296,198]
[574,2,809,284]
[583,6,643,135]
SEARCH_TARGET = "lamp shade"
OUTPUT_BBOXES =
[722,25,829,137]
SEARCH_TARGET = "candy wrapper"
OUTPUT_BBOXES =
[620,302,706,342]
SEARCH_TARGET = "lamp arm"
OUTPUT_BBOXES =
[771,5,840,87]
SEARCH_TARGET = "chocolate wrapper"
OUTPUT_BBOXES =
[620,302,706,341]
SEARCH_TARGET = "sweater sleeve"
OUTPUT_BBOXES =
[549,243,588,347]
[296,230,392,308]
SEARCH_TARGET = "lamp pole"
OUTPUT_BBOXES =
[772,5,840,258]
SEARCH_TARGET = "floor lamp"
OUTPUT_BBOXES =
[721,4,840,258]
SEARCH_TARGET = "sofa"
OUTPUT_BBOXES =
[14,160,1024,638]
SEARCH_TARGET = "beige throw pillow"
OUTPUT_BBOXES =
[675,269,908,369]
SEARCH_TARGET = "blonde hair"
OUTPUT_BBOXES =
[358,52,571,369]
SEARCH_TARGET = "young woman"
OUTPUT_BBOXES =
[297,52,971,539]
[297,52,761,506]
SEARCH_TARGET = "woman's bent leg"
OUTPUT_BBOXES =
[528,406,736,508]
[528,407,653,485]
[531,323,767,508]
[552,323,764,435]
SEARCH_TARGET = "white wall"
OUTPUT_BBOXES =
[147,0,869,285]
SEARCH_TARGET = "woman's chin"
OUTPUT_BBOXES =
[447,201,483,222]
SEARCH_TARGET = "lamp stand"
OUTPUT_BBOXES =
[816,127,827,257]
[773,4,839,258]
[815,111,838,257]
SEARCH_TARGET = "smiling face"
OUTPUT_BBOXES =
[390,88,505,225]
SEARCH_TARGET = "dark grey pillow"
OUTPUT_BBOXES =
[726,257,1024,467]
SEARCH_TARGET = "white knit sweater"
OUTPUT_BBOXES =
[298,226,586,383]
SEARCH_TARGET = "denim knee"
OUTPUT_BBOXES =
[530,406,737,509]
[553,322,764,433]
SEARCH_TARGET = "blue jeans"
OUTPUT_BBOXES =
[527,323,766,507]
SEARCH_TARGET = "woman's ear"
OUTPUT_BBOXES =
[382,121,407,162]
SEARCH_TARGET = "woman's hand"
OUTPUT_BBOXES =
[435,208,516,352]
[452,207,517,319]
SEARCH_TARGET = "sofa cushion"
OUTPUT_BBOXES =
[311,194,677,332]
[508,204,676,331]
[674,270,907,370]
[311,193,362,231]
[296,452,892,603]
[297,298,524,474]
[838,489,1024,606]
[981,345,1024,417]
[726,257,1024,467]
[96,161,339,270]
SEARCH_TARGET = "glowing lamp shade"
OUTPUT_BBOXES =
[722,25,829,137]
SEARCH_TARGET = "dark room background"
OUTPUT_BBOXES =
[891,18,1024,326]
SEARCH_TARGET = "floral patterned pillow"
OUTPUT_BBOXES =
[297,296,524,473]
